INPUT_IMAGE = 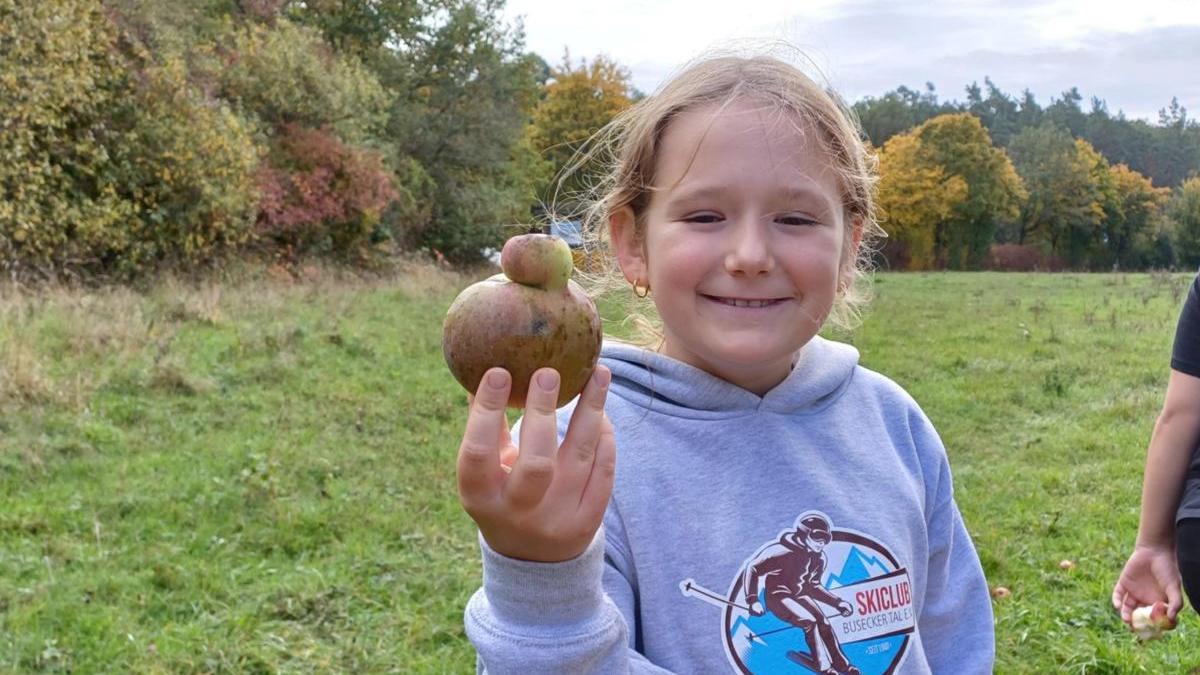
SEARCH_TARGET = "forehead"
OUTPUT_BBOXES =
[653,99,842,205]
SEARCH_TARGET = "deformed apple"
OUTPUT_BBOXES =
[1130,601,1176,641]
[442,233,603,408]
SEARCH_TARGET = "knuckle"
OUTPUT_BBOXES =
[596,455,616,479]
[506,489,540,511]
[569,439,596,463]
[458,442,493,467]
[474,392,506,412]
[585,387,606,411]
[520,455,555,482]
[527,396,557,415]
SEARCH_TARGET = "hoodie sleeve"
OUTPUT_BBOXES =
[909,410,995,673]
[464,413,675,674]
[465,524,676,674]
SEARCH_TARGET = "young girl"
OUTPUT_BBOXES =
[455,55,994,674]
[1112,272,1200,628]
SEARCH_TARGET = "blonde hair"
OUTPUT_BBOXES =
[561,51,884,344]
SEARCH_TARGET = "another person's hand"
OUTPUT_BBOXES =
[457,365,615,563]
[1111,544,1183,626]
[747,599,765,617]
[837,599,854,617]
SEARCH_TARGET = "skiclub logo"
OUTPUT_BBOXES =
[681,511,914,675]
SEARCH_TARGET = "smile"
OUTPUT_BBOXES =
[704,295,789,308]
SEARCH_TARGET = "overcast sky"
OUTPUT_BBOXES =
[502,0,1200,123]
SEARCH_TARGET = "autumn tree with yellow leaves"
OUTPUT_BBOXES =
[526,53,634,211]
[913,114,1026,269]
[875,114,1025,269]
[875,133,968,270]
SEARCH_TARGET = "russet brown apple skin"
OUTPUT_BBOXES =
[442,235,602,408]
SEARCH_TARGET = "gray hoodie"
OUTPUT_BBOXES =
[466,337,994,674]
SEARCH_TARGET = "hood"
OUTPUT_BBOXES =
[600,335,859,420]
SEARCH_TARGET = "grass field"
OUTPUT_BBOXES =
[1,265,1197,673]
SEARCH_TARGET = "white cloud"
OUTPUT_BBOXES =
[503,0,1200,121]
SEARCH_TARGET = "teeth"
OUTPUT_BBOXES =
[721,298,775,308]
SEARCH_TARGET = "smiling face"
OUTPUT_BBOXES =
[611,99,862,395]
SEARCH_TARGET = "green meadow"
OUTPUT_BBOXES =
[1,266,1197,673]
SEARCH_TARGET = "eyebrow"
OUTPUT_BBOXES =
[665,184,837,211]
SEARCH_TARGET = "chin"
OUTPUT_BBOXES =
[708,342,801,368]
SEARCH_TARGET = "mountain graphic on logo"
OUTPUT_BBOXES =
[729,615,756,642]
[825,545,892,588]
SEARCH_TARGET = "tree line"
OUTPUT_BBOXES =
[2,0,1198,279]
[858,81,1200,270]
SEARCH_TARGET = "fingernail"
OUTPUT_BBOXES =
[537,369,559,391]
[596,366,611,389]
[487,370,508,389]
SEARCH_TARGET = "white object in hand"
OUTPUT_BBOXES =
[1130,601,1176,641]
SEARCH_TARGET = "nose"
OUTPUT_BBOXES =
[723,219,774,277]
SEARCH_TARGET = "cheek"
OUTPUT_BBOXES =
[793,242,843,281]
[645,232,709,282]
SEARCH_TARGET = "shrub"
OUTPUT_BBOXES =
[984,244,1065,272]
[255,124,397,256]
[0,0,135,276]
[381,156,436,251]
[0,0,261,278]
[217,20,389,144]
[109,57,262,272]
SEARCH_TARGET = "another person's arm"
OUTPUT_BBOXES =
[1112,369,1200,624]
[1113,274,1200,625]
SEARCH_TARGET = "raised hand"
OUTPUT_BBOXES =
[457,365,616,562]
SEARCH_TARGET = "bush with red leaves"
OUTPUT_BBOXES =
[984,244,1066,272]
[255,123,398,256]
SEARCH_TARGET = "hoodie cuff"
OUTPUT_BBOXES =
[479,528,606,627]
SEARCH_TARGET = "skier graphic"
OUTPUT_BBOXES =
[742,514,860,675]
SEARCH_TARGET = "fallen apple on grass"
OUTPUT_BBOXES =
[1130,601,1176,641]
[443,233,603,409]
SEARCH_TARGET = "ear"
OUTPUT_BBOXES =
[609,205,647,285]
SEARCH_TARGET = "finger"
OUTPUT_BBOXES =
[506,368,562,508]
[457,368,511,507]
[552,366,612,491]
[467,391,512,451]
[578,414,617,524]
[1119,592,1137,625]
[1165,580,1183,619]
